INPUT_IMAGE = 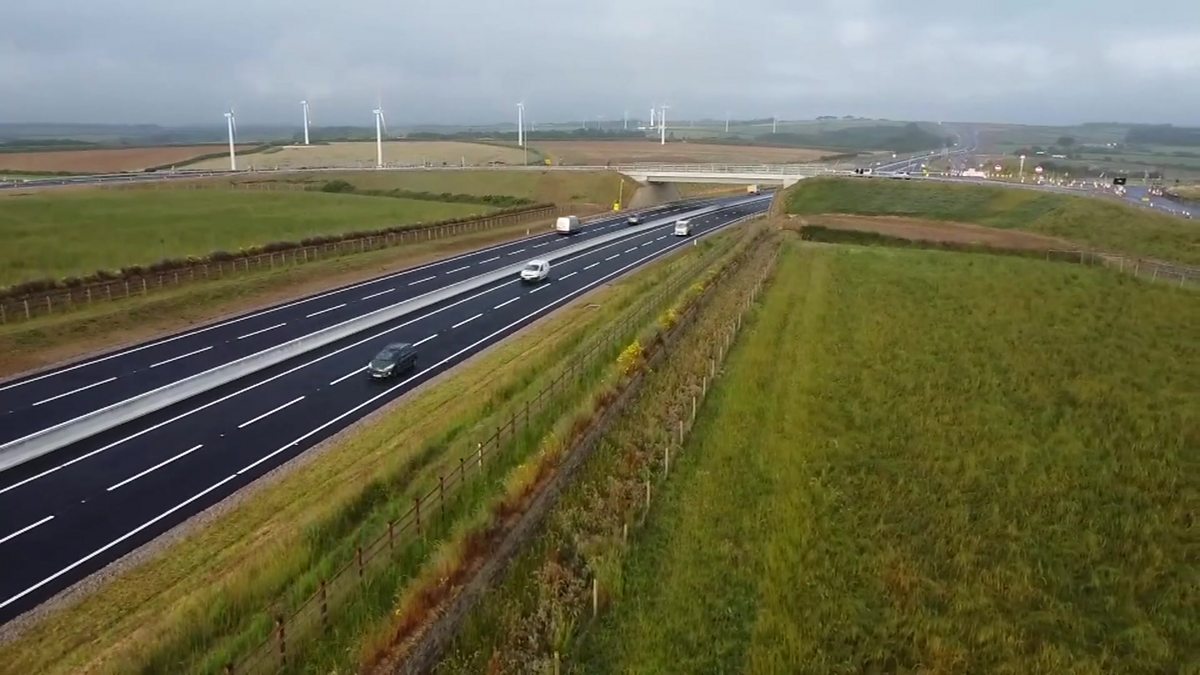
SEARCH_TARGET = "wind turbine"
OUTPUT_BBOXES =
[659,105,669,145]
[224,108,237,171]
[372,104,387,169]
[725,112,730,133]
[516,102,525,148]
[300,100,311,145]
[649,106,656,129]
[623,109,629,130]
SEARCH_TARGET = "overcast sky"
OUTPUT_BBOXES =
[1,0,1198,127]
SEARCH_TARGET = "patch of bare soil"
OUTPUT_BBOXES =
[797,214,1076,251]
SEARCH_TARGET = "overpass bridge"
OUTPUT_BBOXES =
[617,163,838,187]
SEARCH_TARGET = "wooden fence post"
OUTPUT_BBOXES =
[415,496,422,536]
[478,442,483,471]
[439,475,446,521]
[356,546,364,582]
[592,577,599,617]
[23,299,30,320]
[664,446,670,475]
[388,520,395,550]
[319,579,329,632]
[275,615,286,666]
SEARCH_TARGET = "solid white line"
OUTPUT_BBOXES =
[445,265,471,274]
[236,322,287,340]
[305,303,346,318]
[605,254,620,261]
[407,276,437,286]
[106,444,204,491]
[507,248,526,256]
[0,515,54,545]
[481,256,500,263]
[31,377,117,407]
[361,288,395,300]
[559,272,577,280]
[493,297,519,310]
[413,333,438,347]
[584,262,600,270]
[452,313,482,329]
[0,474,239,611]
[329,367,365,386]
[237,396,305,429]
[149,346,213,369]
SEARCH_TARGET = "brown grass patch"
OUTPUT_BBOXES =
[186,141,526,171]
[794,214,1076,250]
[535,140,831,165]
[0,145,255,173]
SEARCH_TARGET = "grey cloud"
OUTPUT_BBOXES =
[1,0,1198,126]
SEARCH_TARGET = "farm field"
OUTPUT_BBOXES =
[185,141,526,170]
[0,144,256,173]
[534,140,832,165]
[0,189,491,286]
[577,242,1198,673]
[787,177,1200,265]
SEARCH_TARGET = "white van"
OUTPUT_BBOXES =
[555,215,580,235]
[673,219,693,237]
[520,259,550,283]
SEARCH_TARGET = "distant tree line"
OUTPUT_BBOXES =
[1124,125,1200,147]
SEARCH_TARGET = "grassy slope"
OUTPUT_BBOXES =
[786,178,1200,265]
[581,243,1198,673]
[0,190,491,285]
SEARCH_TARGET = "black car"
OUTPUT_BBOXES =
[367,342,417,379]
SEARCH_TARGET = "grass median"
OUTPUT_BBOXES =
[0,218,758,675]
[576,241,1197,673]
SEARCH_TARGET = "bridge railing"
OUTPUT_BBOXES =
[618,163,839,176]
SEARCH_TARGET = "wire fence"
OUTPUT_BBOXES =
[1044,249,1200,289]
[226,218,765,674]
[0,205,570,324]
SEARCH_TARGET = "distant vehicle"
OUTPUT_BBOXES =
[891,171,911,180]
[368,343,417,379]
[555,215,580,234]
[520,259,551,283]
[626,214,641,225]
[853,167,873,176]
[673,219,693,236]
[747,184,761,194]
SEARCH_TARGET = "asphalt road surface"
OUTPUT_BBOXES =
[0,194,769,623]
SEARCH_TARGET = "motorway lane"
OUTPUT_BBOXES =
[0,199,724,445]
[0,197,768,622]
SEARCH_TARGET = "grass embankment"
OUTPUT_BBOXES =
[787,177,1200,265]
[434,232,780,674]
[577,242,1198,673]
[0,189,493,286]
[0,223,754,675]
[184,141,528,171]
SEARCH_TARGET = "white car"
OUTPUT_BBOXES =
[673,219,693,236]
[626,214,641,225]
[520,259,550,283]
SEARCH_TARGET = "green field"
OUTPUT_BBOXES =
[0,189,492,286]
[578,243,1198,673]
[787,178,1200,264]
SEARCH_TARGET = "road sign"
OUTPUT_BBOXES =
[994,164,1002,171]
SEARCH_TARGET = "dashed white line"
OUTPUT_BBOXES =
[329,368,365,386]
[236,322,286,340]
[407,276,437,286]
[361,288,395,300]
[656,236,667,241]
[445,265,471,274]
[507,248,527,256]
[494,297,520,310]
[305,303,346,318]
[559,272,577,280]
[413,333,438,347]
[605,254,620,261]
[528,284,549,294]
[641,241,654,247]
[237,396,306,429]
[452,313,483,329]
[531,242,549,248]
[148,346,213,369]
[0,474,240,611]
[31,377,118,407]
[585,262,600,270]
[625,247,638,254]
[107,444,204,491]
[481,256,501,263]
[0,515,54,545]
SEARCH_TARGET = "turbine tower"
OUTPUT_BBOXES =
[224,108,237,171]
[649,106,656,129]
[372,104,387,169]
[300,100,311,145]
[517,102,525,148]
[659,105,669,145]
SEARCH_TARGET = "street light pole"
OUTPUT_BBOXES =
[1019,154,1026,183]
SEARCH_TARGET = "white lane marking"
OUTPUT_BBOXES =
[106,444,204,491]
[31,377,118,407]
[329,367,365,386]
[584,262,600,270]
[237,396,306,429]
[656,236,666,241]
[361,288,395,301]
[624,247,638,254]
[445,265,471,274]
[605,254,620,261]
[641,241,654,247]
[493,297,519,310]
[480,256,500,263]
[531,242,549,248]
[0,280,522,497]
[0,474,239,611]
[507,248,527,256]
[452,313,483,329]
[559,272,577,280]
[305,303,346,319]
[529,283,551,294]
[148,346,213,369]
[0,515,54,545]
[407,276,436,286]
[236,322,286,340]
[413,333,438,347]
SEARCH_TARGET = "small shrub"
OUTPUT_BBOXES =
[616,340,645,378]
[319,180,356,194]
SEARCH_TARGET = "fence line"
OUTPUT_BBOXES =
[226,219,766,674]
[0,205,567,324]
[1044,249,1199,289]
